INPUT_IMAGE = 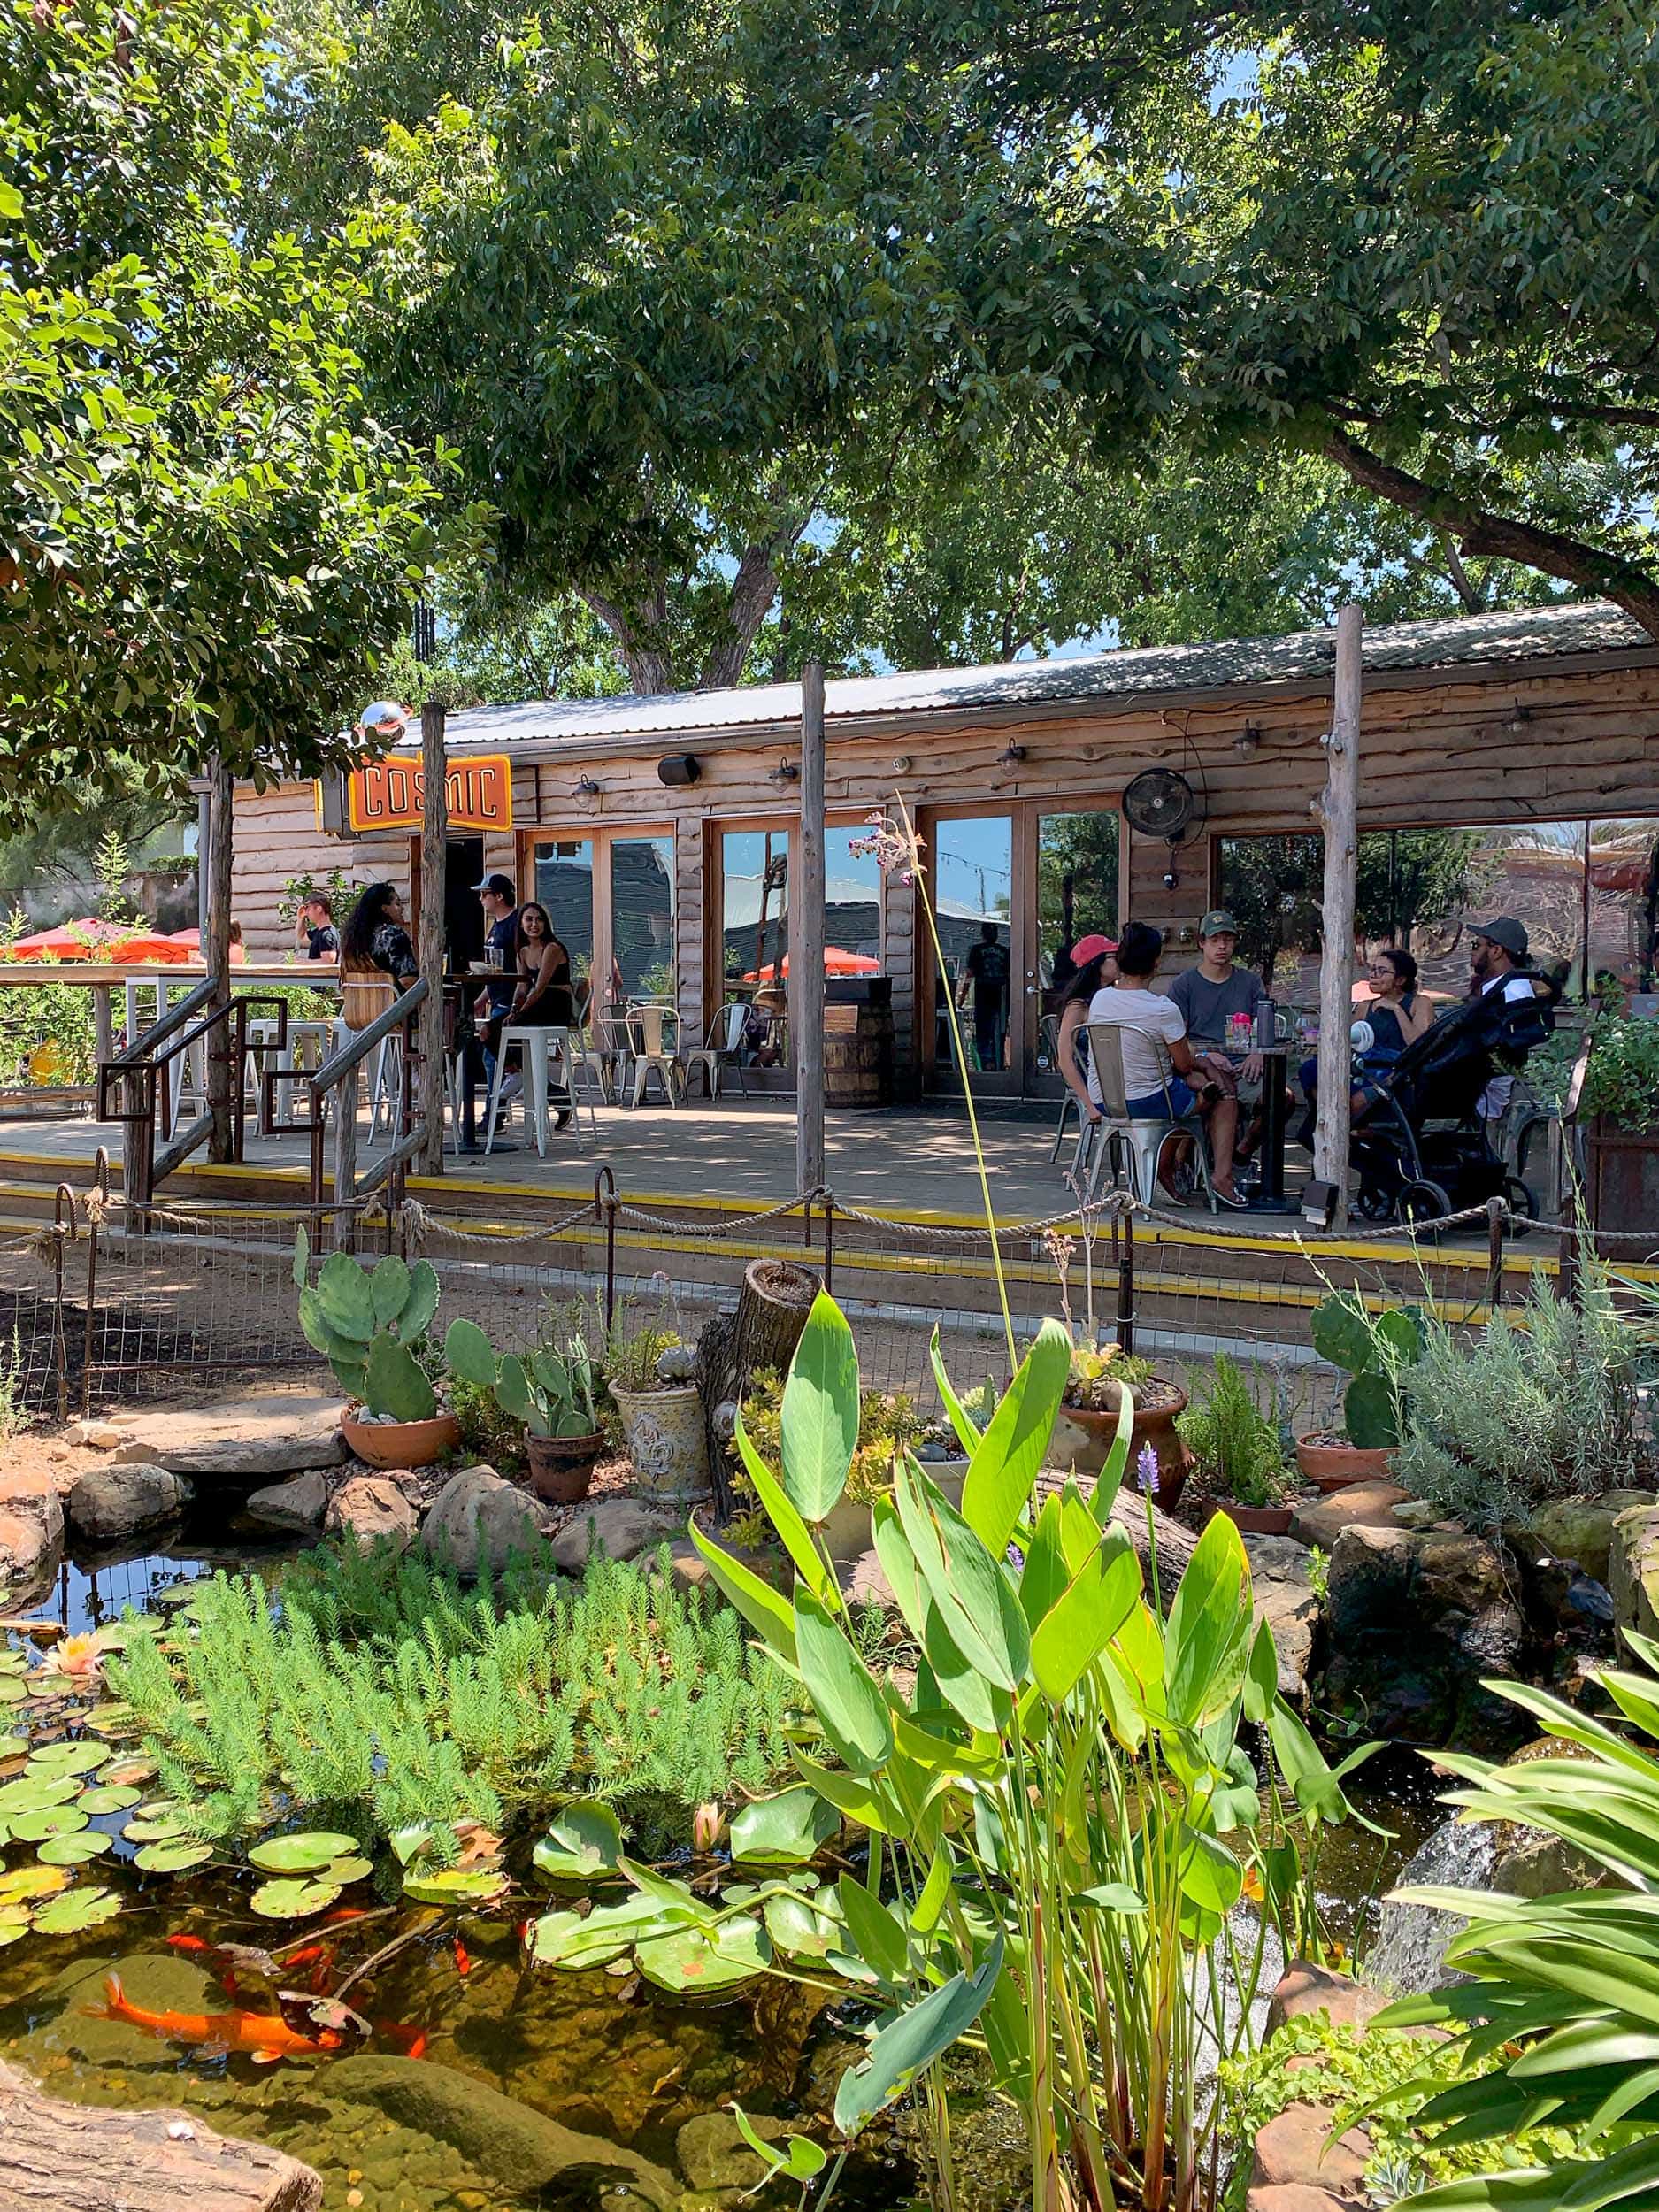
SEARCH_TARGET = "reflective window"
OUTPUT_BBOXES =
[530,837,594,996]
[933,815,1013,1079]
[609,835,674,1002]
[1037,810,1119,987]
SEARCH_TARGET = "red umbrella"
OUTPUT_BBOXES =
[743,947,882,981]
[4,920,193,964]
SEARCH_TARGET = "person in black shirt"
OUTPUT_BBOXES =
[295,891,339,960]
[471,872,521,1143]
[957,922,1011,1071]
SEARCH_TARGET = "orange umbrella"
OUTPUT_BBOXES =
[743,947,882,980]
[4,920,193,964]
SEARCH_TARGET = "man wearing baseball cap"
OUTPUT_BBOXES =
[1167,910,1275,1198]
[469,872,521,1147]
[1055,933,1119,1131]
[1467,916,1536,1119]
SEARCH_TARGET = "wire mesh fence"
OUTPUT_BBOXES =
[19,1166,1558,1433]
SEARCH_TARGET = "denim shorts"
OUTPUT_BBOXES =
[1125,1078,1195,1119]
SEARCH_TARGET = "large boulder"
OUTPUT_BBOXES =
[419,1465,539,1577]
[243,1469,333,1532]
[0,1473,65,1605]
[1529,1490,1655,1586]
[1610,1503,1659,1640]
[549,1498,680,1573]
[111,1394,347,1480]
[324,2055,680,2208]
[1243,1534,1320,1710]
[1320,1523,1526,1752]
[325,1474,417,1555]
[1289,1479,1409,1551]
[66,1461,190,1544]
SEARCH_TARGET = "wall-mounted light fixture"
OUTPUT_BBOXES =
[767,757,801,785]
[890,755,912,776]
[1503,700,1532,735]
[998,741,1027,769]
[575,774,602,797]
[1234,720,1262,758]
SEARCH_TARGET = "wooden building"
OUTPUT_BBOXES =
[228,601,1659,1101]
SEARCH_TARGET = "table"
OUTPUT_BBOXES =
[1198,1038,1298,1215]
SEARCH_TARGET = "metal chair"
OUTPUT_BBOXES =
[484,1026,595,1157]
[1044,1012,1093,1169]
[685,1000,750,1100]
[1082,1021,1217,1212]
[626,1001,684,1107]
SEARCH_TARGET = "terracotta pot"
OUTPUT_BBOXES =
[1210,1498,1295,1536]
[525,1432,603,1504]
[342,1409,460,1471]
[1294,1435,1395,1491]
[611,1384,710,1501]
[1051,1382,1189,1511]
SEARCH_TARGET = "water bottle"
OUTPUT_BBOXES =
[1254,996,1276,1050]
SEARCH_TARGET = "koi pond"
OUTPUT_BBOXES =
[0,1534,1440,2212]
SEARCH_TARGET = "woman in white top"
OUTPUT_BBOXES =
[1087,922,1243,1206]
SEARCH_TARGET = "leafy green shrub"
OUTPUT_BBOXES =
[107,1540,794,1859]
[1395,1273,1642,1528]
[1578,1014,1659,1133]
[733,1368,927,1506]
[1178,1353,1289,1505]
[449,1376,525,1468]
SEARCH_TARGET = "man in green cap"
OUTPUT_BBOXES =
[1165,910,1279,1199]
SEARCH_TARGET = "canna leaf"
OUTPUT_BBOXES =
[793,1586,893,1772]
[833,1936,1003,2137]
[780,1292,859,1524]
[959,1318,1069,1557]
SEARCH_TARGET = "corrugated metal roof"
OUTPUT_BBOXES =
[443,600,1649,752]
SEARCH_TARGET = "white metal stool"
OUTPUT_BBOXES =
[484,1027,590,1158]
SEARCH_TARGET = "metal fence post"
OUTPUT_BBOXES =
[1116,1207,1135,1357]
[593,1165,618,1326]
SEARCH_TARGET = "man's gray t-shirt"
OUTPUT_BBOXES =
[1166,964,1260,1044]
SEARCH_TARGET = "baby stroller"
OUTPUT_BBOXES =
[1350,984,1552,1225]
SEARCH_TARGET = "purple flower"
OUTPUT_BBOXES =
[1133,1443,1159,1494]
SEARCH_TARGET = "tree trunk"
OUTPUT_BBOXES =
[695,1257,821,1517]
[416,700,447,1177]
[0,2058,321,2211]
[795,662,826,1202]
[204,753,234,1164]
[1312,605,1363,1230]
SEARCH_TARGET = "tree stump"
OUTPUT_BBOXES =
[696,1257,821,1518]
[0,2059,321,2210]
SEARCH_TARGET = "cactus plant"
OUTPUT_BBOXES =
[294,1230,441,1422]
[445,1318,598,1440]
[1310,1292,1425,1449]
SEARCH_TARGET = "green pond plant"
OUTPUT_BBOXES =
[1369,1631,1659,2208]
[293,1228,442,1422]
[527,1293,1373,2212]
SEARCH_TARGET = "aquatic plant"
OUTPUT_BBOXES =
[1373,1631,1659,2208]
[293,1230,443,1421]
[107,1542,794,1860]
[543,1293,1371,2212]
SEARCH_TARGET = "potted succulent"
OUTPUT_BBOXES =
[444,1318,603,1503]
[294,1231,458,1468]
[605,1300,709,1502]
[1178,1353,1294,1534]
[1296,1293,1425,1488]
[1051,1340,1189,1508]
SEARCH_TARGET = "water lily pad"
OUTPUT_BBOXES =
[763,1886,841,1961]
[0,1774,81,1814]
[247,1831,357,1874]
[0,1678,28,1703]
[0,1734,28,1759]
[728,1788,840,1866]
[28,1741,109,1776]
[123,1806,191,1842]
[527,1895,662,1970]
[96,1754,157,1788]
[32,1886,121,1935]
[37,1831,114,1865]
[250,1876,342,1919]
[325,1855,373,1886]
[400,1867,506,1906]
[76,1784,141,1816]
[12,1804,90,1841]
[533,1802,625,1884]
[82,1704,139,1734]
[0,1862,71,1902]
[634,1915,771,1993]
[134,1838,214,1874]
[0,1919,27,1947]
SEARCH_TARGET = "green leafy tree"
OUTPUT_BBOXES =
[1220,829,1488,989]
[0,0,473,826]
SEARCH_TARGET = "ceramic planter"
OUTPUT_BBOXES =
[342,1409,460,1471]
[1211,1498,1295,1536]
[525,1432,603,1505]
[1051,1382,1189,1511]
[611,1384,710,1501]
[1294,1435,1395,1491]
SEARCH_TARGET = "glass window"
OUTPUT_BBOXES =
[1037,810,1118,987]
[824,826,884,968]
[609,834,675,1002]
[933,814,1013,1078]
[531,837,595,1000]
[720,828,791,1066]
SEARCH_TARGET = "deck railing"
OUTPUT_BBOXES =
[303,979,429,1242]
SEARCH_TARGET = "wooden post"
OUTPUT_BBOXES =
[204,753,234,1163]
[1312,605,1363,1228]
[416,701,447,1176]
[91,985,112,1069]
[332,1056,358,1249]
[795,663,826,1202]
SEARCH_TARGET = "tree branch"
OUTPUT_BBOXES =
[1322,425,1659,642]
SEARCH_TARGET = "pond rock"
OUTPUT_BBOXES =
[1610,1502,1659,1639]
[244,1469,334,1531]
[1241,1534,1319,1710]
[67,1461,190,1543]
[676,2110,791,2193]
[419,1465,539,1577]
[323,2055,681,2208]
[0,1471,65,1605]
[550,1497,680,1572]
[1527,1489,1655,1586]
[1320,1524,1526,1753]
[111,1394,348,1479]
[324,1474,417,1554]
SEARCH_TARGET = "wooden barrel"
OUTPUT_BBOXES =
[824,1001,894,1107]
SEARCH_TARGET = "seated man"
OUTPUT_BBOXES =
[1087,921,1244,1207]
[1165,909,1277,1194]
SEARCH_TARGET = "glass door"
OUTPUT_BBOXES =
[1033,807,1120,1090]
[529,837,595,1012]
[926,810,1018,1094]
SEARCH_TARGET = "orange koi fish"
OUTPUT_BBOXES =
[452,1936,471,1978]
[374,2017,429,2060]
[92,1973,343,2064]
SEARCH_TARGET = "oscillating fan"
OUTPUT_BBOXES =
[1122,768,1197,841]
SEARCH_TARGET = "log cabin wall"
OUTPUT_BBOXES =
[227,633,1659,1088]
